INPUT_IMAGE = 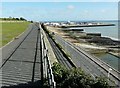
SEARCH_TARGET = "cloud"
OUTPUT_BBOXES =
[67,5,75,9]
[101,9,106,13]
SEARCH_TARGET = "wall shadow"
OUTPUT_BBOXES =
[2,80,42,88]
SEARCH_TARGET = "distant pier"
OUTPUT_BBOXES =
[61,24,115,28]
[61,28,84,31]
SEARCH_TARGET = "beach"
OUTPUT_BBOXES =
[46,25,120,70]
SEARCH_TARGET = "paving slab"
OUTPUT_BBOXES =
[1,24,41,87]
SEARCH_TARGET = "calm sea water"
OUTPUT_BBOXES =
[73,21,120,71]
[94,53,120,71]
[82,21,119,41]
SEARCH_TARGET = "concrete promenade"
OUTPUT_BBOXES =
[0,23,42,87]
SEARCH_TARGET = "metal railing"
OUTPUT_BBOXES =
[40,24,56,88]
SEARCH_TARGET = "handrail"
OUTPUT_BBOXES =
[40,23,56,88]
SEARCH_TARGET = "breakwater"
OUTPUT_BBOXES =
[61,24,115,28]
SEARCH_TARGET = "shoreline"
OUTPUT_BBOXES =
[104,36,120,42]
[47,26,120,58]
[109,52,120,59]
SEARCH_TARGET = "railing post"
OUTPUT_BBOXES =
[44,49,48,79]
[40,25,43,88]
[40,23,56,88]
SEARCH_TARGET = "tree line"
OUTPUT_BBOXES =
[0,17,27,21]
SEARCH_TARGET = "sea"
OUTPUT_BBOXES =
[81,21,119,41]
[73,20,120,71]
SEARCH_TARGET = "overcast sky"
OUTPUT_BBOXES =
[1,2,118,21]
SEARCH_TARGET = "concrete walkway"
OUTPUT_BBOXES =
[0,24,41,87]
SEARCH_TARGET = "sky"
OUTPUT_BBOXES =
[1,0,120,2]
[1,2,118,21]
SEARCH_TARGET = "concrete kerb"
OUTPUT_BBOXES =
[42,27,58,65]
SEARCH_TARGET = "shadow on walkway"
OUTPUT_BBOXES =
[2,80,42,88]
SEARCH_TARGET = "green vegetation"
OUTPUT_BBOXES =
[0,17,27,21]
[52,62,110,88]
[1,22,30,47]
